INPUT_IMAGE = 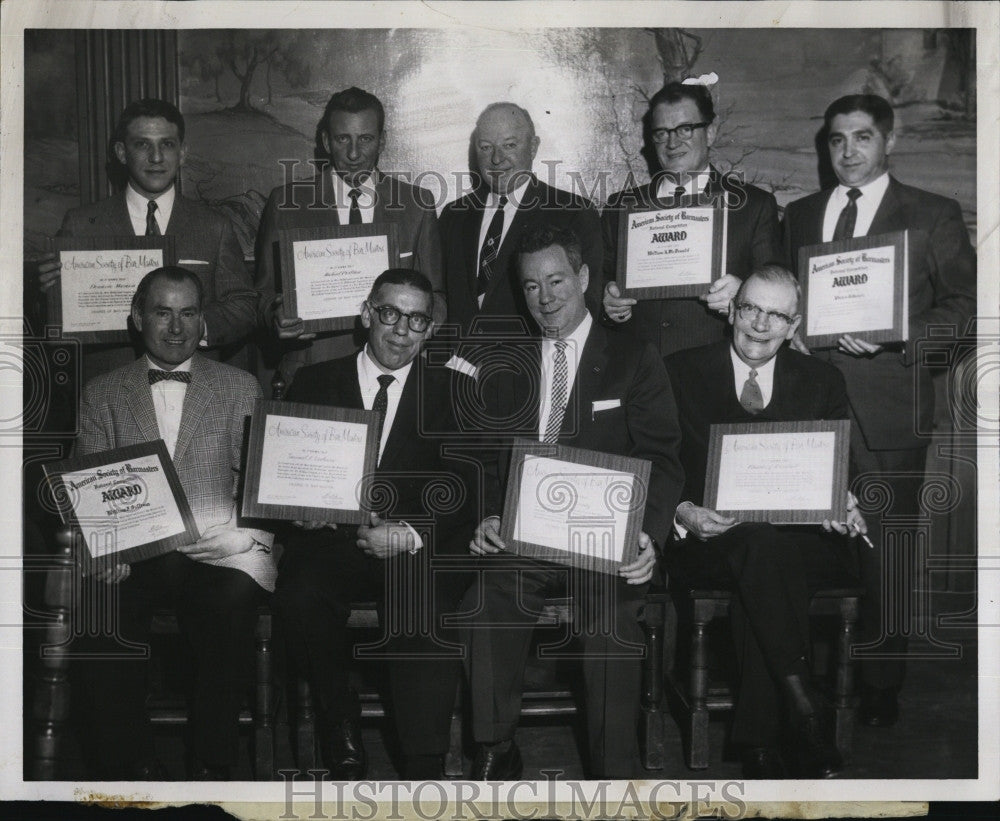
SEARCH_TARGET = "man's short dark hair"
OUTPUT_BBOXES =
[368,268,433,307]
[824,94,895,136]
[321,87,386,135]
[517,225,584,275]
[648,81,716,123]
[736,263,802,314]
[132,266,204,314]
[113,98,186,145]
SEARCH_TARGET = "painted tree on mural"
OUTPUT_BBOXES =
[647,28,703,84]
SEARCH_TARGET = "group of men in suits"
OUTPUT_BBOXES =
[39,78,975,781]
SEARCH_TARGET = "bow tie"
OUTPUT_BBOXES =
[148,369,192,385]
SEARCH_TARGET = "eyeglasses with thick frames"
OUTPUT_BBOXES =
[366,301,432,333]
[735,301,796,329]
[650,122,711,144]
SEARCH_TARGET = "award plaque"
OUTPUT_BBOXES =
[242,399,381,524]
[42,440,198,575]
[499,439,651,576]
[48,235,176,343]
[617,198,727,299]
[703,420,850,524]
[278,223,400,334]
[798,230,908,349]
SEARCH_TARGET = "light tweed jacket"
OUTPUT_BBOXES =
[76,353,276,591]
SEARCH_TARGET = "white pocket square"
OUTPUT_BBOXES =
[399,251,413,259]
[592,399,621,413]
[178,259,210,266]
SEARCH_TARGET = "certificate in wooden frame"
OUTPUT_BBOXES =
[499,438,651,576]
[42,440,198,575]
[278,223,400,334]
[798,230,908,349]
[703,419,850,524]
[48,235,177,343]
[242,399,381,525]
[616,197,726,300]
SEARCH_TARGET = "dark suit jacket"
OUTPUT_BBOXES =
[783,176,976,450]
[664,341,849,507]
[283,353,476,558]
[439,177,603,337]
[255,171,443,378]
[601,170,781,357]
[478,321,685,548]
[57,193,256,377]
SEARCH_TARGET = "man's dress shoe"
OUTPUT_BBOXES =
[742,746,787,779]
[859,684,899,727]
[471,741,523,780]
[322,716,367,779]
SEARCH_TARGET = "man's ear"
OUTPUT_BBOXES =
[378,129,386,154]
[706,119,719,148]
[786,315,803,339]
[360,301,372,330]
[884,129,896,157]
[178,142,187,167]
[529,134,540,162]
[578,263,589,296]
[321,130,331,157]
[727,299,736,326]
[113,141,127,166]
[131,306,144,333]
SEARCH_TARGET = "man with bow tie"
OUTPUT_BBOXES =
[72,266,275,780]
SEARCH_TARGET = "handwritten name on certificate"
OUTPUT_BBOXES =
[626,207,715,289]
[292,236,390,321]
[59,249,164,333]
[714,431,836,512]
[255,414,369,511]
[513,456,634,562]
[60,453,186,558]
[806,245,896,337]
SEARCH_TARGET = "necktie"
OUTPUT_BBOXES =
[145,199,161,236]
[373,373,394,416]
[543,340,568,443]
[739,369,764,414]
[148,369,191,385]
[477,195,508,298]
[348,188,363,225]
[672,185,686,204]
[832,188,862,241]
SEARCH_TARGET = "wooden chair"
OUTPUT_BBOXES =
[666,583,864,770]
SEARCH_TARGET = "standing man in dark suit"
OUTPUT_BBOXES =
[38,99,257,380]
[463,225,684,779]
[273,269,476,780]
[73,266,275,780]
[783,94,976,727]
[603,80,782,356]
[664,265,865,779]
[256,87,444,382]
[439,103,603,339]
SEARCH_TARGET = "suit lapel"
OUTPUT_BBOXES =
[163,194,188,235]
[867,177,907,236]
[566,324,608,439]
[764,348,797,420]
[123,358,163,444]
[106,193,135,235]
[172,355,214,462]
[379,362,416,468]
[372,173,391,228]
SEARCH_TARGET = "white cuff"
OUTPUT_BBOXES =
[400,520,424,554]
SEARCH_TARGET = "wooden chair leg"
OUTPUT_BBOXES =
[640,598,666,770]
[296,679,318,771]
[834,596,860,756]
[687,602,713,770]
[254,613,275,780]
[444,683,463,778]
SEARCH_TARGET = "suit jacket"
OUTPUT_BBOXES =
[664,341,849,506]
[255,170,443,378]
[76,353,276,591]
[478,322,684,548]
[601,170,781,356]
[283,353,476,558]
[439,177,604,337]
[783,176,976,450]
[58,192,256,377]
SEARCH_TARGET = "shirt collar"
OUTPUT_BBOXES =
[488,176,532,209]
[657,166,712,200]
[125,181,175,224]
[729,345,777,381]
[542,311,593,355]
[835,171,890,202]
[330,167,379,202]
[145,354,193,373]
[358,344,415,388]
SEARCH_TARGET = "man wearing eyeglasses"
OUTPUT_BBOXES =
[273,269,476,780]
[602,80,782,356]
[663,265,865,779]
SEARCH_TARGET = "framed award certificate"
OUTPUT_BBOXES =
[42,441,199,575]
[241,399,381,524]
[499,439,651,576]
[798,230,909,349]
[48,235,177,343]
[703,420,850,524]
[616,198,727,299]
[278,224,400,334]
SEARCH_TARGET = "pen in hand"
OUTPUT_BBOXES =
[843,522,874,550]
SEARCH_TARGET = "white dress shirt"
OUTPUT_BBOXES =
[331,168,378,225]
[125,182,175,236]
[821,172,890,242]
[538,312,592,440]
[146,354,191,457]
[656,166,711,200]
[730,346,777,409]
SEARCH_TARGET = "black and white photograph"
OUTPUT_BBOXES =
[2,1,997,817]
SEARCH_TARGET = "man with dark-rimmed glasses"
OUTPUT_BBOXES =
[273,268,477,780]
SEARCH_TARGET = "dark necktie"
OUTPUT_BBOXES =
[348,188,363,225]
[739,368,764,414]
[832,187,862,241]
[542,340,568,443]
[672,185,686,204]
[145,199,161,236]
[148,369,191,385]
[373,373,395,416]
[477,195,508,298]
